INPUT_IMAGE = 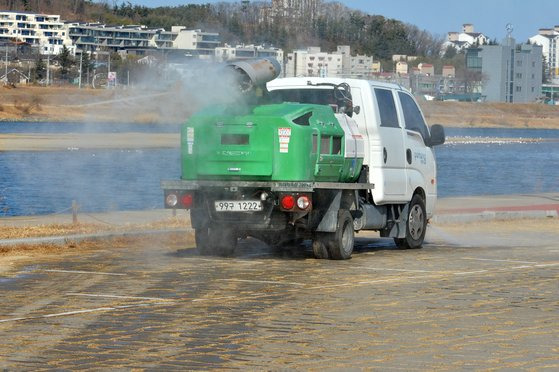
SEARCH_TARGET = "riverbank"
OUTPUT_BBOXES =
[1,85,558,129]
[420,100,559,129]
[0,133,179,151]
[0,85,194,125]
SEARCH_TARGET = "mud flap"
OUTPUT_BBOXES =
[315,191,342,233]
[384,203,409,238]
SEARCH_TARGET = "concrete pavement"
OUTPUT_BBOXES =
[433,193,559,223]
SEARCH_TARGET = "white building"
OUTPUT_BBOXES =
[69,23,220,59]
[529,27,559,82]
[0,11,74,55]
[164,27,219,58]
[286,47,341,77]
[215,44,283,65]
[285,45,373,78]
[443,24,489,53]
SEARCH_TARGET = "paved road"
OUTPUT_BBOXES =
[1,221,558,369]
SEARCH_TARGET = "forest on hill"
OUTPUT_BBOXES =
[0,0,444,62]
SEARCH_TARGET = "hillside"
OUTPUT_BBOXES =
[0,0,443,61]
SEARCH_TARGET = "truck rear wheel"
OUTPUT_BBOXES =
[394,194,427,249]
[195,228,213,255]
[326,210,354,260]
[195,226,237,256]
[208,226,237,256]
[312,234,330,259]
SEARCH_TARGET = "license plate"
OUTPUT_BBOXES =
[214,200,262,212]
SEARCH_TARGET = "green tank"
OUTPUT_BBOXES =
[181,102,363,182]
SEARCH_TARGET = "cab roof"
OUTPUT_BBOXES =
[267,77,408,92]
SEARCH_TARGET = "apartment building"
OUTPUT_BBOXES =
[285,45,373,78]
[529,27,559,82]
[286,47,342,77]
[67,23,161,55]
[0,10,74,55]
[480,37,542,103]
[214,44,284,64]
[68,23,220,59]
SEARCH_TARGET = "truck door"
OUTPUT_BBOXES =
[347,87,370,167]
[369,87,408,202]
[397,91,435,203]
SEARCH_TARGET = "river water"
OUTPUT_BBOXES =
[0,123,558,217]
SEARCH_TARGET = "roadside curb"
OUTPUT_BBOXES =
[0,228,193,248]
[432,209,559,224]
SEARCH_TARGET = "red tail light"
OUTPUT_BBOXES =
[181,193,193,209]
[281,195,295,210]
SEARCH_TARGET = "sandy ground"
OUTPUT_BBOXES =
[0,132,179,151]
[1,85,558,129]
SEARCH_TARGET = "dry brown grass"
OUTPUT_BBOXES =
[0,232,195,259]
[0,217,191,240]
[420,101,559,129]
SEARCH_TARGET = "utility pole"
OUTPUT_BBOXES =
[4,44,7,84]
[46,53,50,86]
[107,52,111,89]
[78,52,83,89]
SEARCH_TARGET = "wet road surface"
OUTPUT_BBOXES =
[1,222,558,369]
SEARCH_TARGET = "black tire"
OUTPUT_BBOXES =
[326,210,354,260]
[208,226,237,256]
[394,194,427,249]
[195,228,213,255]
[312,234,330,259]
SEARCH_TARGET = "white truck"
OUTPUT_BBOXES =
[162,75,445,259]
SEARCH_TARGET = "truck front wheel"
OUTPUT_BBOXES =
[394,194,427,249]
[326,210,354,260]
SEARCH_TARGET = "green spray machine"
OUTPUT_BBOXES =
[181,60,363,183]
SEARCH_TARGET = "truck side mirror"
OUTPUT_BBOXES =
[428,124,445,147]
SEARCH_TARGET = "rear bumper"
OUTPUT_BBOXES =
[161,179,374,192]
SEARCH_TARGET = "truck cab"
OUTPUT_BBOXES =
[267,77,444,220]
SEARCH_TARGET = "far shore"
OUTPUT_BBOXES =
[0,85,558,130]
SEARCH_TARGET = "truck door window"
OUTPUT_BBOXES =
[398,92,429,140]
[374,88,399,128]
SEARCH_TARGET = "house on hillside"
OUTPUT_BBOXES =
[442,24,489,53]
[418,63,434,76]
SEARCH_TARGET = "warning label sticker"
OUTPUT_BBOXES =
[186,127,195,154]
[278,127,291,153]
